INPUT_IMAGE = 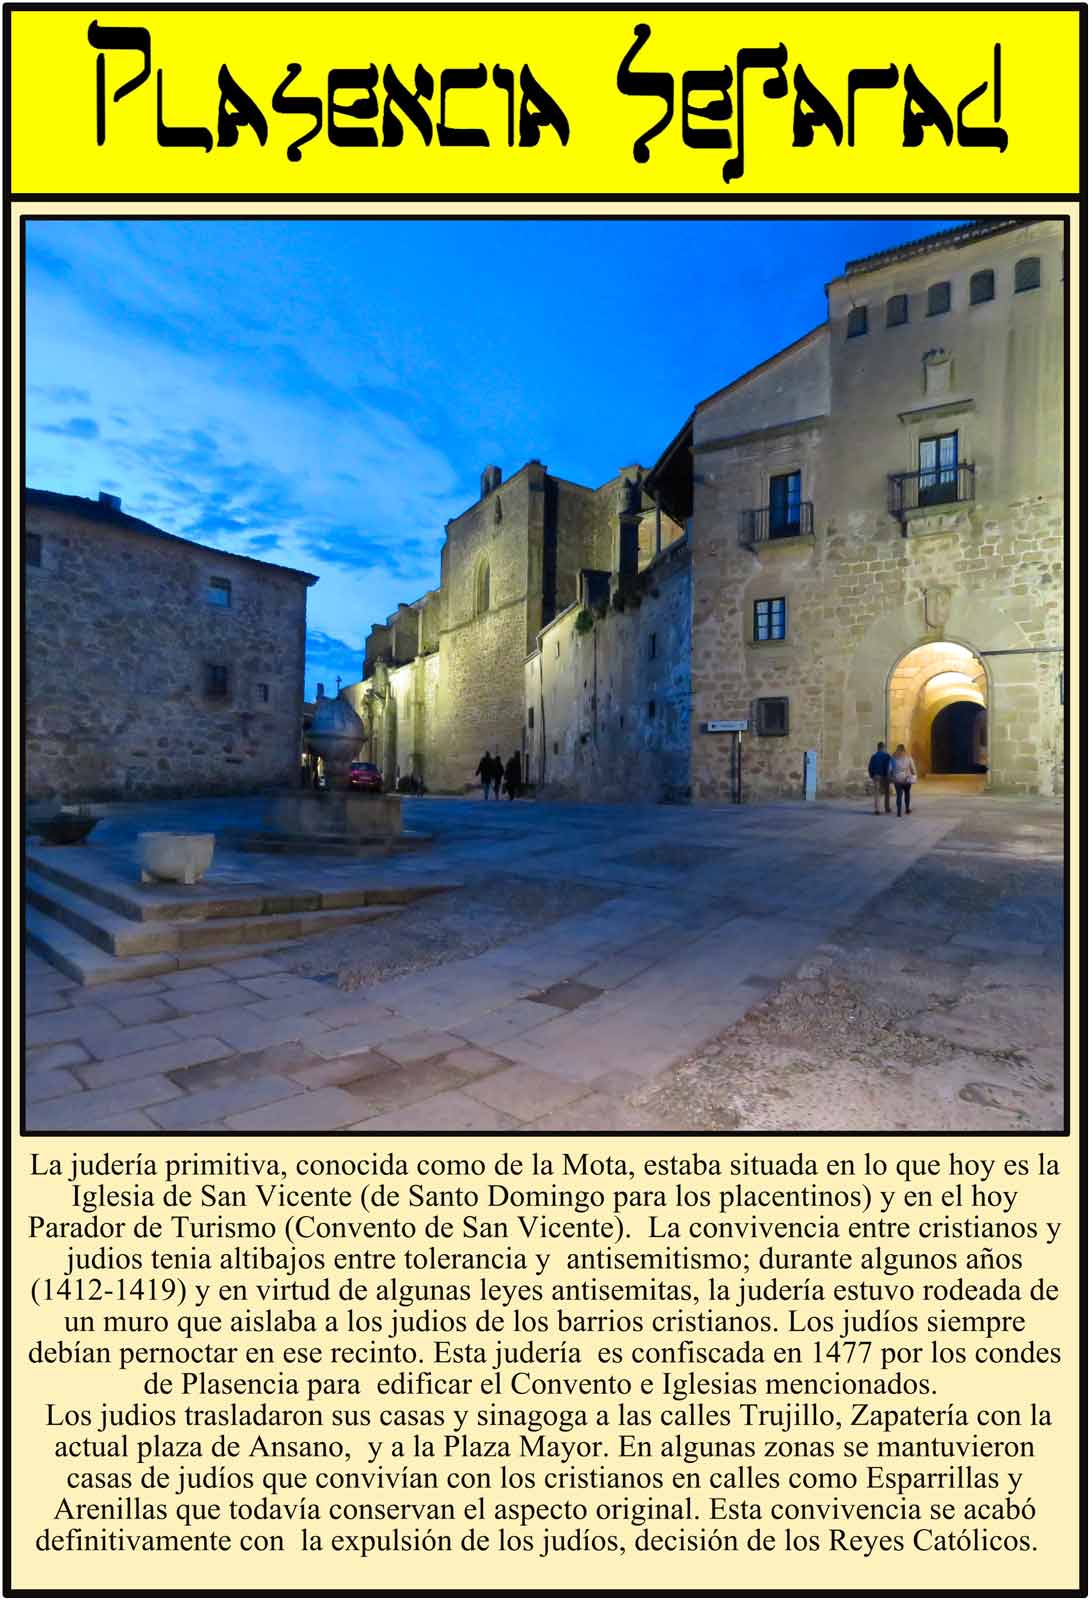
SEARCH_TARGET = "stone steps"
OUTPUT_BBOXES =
[26,870,399,957]
[25,902,405,987]
[24,844,462,986]
[25,845,447,921]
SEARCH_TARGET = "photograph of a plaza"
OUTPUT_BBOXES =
[22,215,1064,1134]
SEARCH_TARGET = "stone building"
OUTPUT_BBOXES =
[662,216,1065,800]
[343,217,1065,803]
[23,489,317,802]
[343,460,684,795]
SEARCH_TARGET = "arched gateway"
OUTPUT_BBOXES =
[887,641,989,786]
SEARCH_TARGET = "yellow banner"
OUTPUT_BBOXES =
[8,7,1082,196]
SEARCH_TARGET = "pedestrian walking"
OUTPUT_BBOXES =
[868,741,893,814]
[504,751,522,800]
[891,744,918,815]
[490,753,504,799]
[476,750,493,799]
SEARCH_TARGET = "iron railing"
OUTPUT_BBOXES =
[889,463,975,521]
[738,501,814,548]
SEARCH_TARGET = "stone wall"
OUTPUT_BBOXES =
[24,493,314,803]
[526,541,692,803]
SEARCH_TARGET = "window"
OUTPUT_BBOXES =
[204,663,229,698]
[26,533,41,567]
[475,560,490,615]
[927,281,951,316]
[207,576,231,607]
[886,294,908,327]
[555,640,560,657]
[755,697,789,737]
[1015,256,1041,293]
[648,700,657,719]
[754,597,787,642]
[970,269,995,305]
[918,431,959,506]
[769,472,802,536]
[256,683,269,703]
[528,706,534,730]
[846,305,868,338]
[649,632,657,660]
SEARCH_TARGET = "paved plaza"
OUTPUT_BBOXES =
[23,784,1064,1134]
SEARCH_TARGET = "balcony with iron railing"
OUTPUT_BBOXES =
[889,463,975,529]
[738,501,814,549]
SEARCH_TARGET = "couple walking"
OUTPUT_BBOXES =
[868,741,917,816]
[476,749,521,800]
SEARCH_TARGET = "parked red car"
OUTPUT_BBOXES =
[348,761,383,792]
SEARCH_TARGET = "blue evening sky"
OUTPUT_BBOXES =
[26,217,954,696]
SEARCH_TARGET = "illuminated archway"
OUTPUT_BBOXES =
[887,641,988,779]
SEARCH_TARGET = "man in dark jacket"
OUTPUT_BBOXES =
[868,742,893,814]
[476,751,493,799]
[490,753,504,799]
[504,752,522,800]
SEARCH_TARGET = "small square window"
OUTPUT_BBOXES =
[754,597,787,642]
[205,663,230,698]
[207,576,232,607]
[755,697,789,737]
[927,281,951,316]
[257,683,270,703]
[970,269,995,305]
[26,533,42,567]
[1014,256,1041,293]
[886,294,908,327]
[846,305,868,338]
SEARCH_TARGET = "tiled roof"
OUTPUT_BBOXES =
[842,219,1028,277]
[24,488,318,585]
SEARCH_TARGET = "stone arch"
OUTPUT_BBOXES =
[886,641,989,778]
[841,592,1033,792]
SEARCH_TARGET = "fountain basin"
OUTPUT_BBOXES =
[138,832,215,885]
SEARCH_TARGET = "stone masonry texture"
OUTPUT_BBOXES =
[24,492,316,803]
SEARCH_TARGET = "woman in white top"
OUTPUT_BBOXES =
[890,745,918,815]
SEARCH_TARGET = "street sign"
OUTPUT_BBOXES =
[705,719,749,733]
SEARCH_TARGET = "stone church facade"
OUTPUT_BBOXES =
[344,218,1066,803]
[343,459,686,797]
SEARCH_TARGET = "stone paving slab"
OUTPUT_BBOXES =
[226,1085,373,1132]
[349,1090,522,1133]
[99,993,180,1027]
[28,1073,184,1129]
[148,1074,304,1128]
[77,1036,236,1090]
[80,1021,187,1061]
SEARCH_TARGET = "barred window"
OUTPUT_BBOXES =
[754,597,786,642]
[755,697,789,737]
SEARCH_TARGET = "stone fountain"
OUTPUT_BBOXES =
[260,685,408,852]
